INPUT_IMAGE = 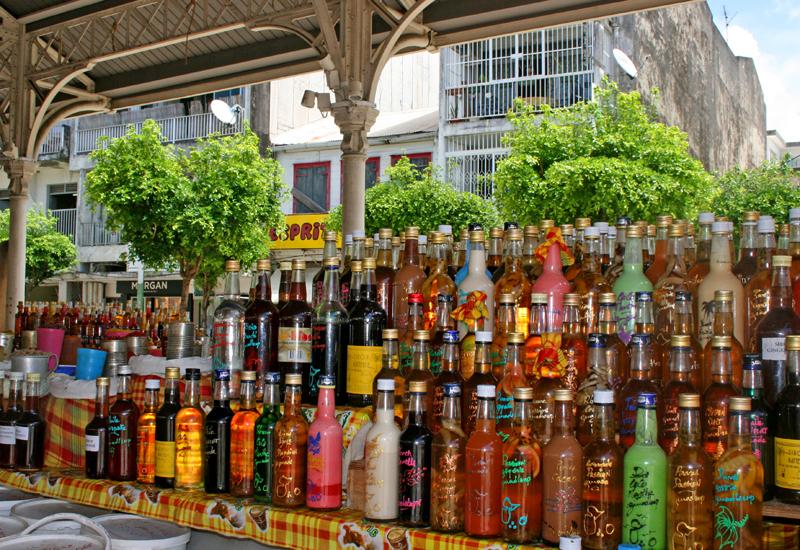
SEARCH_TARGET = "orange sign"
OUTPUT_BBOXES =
[269,214,338,249]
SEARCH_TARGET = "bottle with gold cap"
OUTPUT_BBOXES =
[109,365,139,481]
[492,293,518,379]
[312,256,349,406]
[713,397,763,549]
[244,258,280,398]
[422,232,457,331]
[775,336,800,503]
[659,335,698,455]
[374,228,395,321]
[644,223,656,271]
[365,378,401,521]
[230,370,259,498]
[212,259,245,378]
[457,229,495,335]
[573,227,612,333]
[496,332,528,443]
[405,329,435,428]
[312,231,339,308]
[85,376,110,479]
[307,374,342,510]
[612,225,653,345]
[744,215,778,348]
[155,367,181,488]
[659,291,703,389]
[278,259,313,399]
[575,334,607,447]
[341,231,365,306]
[372,329,405,422]
[597,292,628,390]
[733,211,760,286]
[486,227,504,276]
[667,393,712,550]
[522,225,541,280]
[399,293,425,375]
[272,373,308,507]
[347,260,364,308]
[701,290,743,390]
[604,217,630,287]
[429,294,456,377]
[15,372,45,471]
[392,227,426,330]
[702,336,740,460]
[494,228,532,335]
[277,261,292,309]
[398,380,433,527]
[462,331,497,436]
[430,382,466,532]
[432,331,464,434]
[501,385,542,543]
[653,222,689,345]
[685,212,713,314]
[561,293,588,394]
[136,378,160,484]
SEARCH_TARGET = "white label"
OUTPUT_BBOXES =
[85,435,100,453]
[762,337,786,361]
[0,426,14,445]
[14,426,28,441]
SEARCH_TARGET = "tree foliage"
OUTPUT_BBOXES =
[0,208,77,289]
[327,157,501,234]
[714,159,800,223]
[85,120,285,311]
[494,79,715,224]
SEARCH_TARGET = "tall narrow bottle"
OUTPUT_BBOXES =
[645,215,673,284]
[465,384,503,537]
[429,294,455,377]
[654,223,689,354]
[365,378,401,521]
[430,383,466,532]
[742,354,773,501]
[491,293,517,379]
[775,336,800,503]
[496,332,527,443]
[312,257,349,405]
[702,336,740,460]
[667,393,713,550]
[204,371,234,493]
[659,335,698,455]
[701,290,744,390]
[543,389,583,544]
[618,335,661,450]
[432,331,464,433]
[495,228,532,335]
[744,216,777,350]
[212,259,245,378]
[733,211,760,286]
[576,334,609,447]
[278,259,313,396]
[175,368,204,489]
[422,232,457,329]
[457,230,495,336]
[272,373,308,507]
[254,372,281,502]
[347,261,364,309]
[244,258,280,392]
[306,375,342,510]
[230,371,259,498]
[581,389,623,550]
[574,228,612,333]
[622,392,667,549]
[487,227,504,276]
[664,291,704,389]
[598,293,628,390]
[462,331,497,436]
[136,379,159,484]
[14,373,45,471]
[398,381,432,527]
[374,228,395,323]
[341,232,364,306]
[0,372,23,468]
[713,397,763,549]
[108,366,139,481]
[392,227,426,329]
[630,291,664,384]
[277,261,292,309]
[532,236,572,331]
[399,293,424,375]
[85,377,110,479]
[372,329,405,422]
[155,367,181,488]
[405,330,435,428]
[613,225,652,345]
[561,294,588,393]
[312,231,339,308]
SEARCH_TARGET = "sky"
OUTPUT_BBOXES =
[706,0,800,142]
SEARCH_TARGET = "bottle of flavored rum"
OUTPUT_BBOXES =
[399,293,424,376]
[175,368,204,489]
[744,215,777,350]
[465,384,503,537]
[618,335,661,450]
[374,228,396,322]
[775,335,800,503]
[14,373,45,471]
[272,373,308,507]
[278,259,313,396]
[561,293,588,393]
[653,224,689,358]
[312,231,339,308]
[212,259,245,378]
[398,380,432,527]
[458,230,495,336]
[524,293,548,380]
[574,228,613,333]
[685,213,714,316]
[230,370,260,498]
[430,383,466,532]
[405,329,435,429]
[429,294,456,377]
[495,228,532,335]
[664,290,704,389]
[108,365,139,481]
[155,367,181,488]
[432,330,464,433]
[346,261,363,310]
[136,378,159,484]
[277,261,292,310]
[487,227,504,276]
[659,335,699,455]
[422,232,457,330]
[702,336,740,460]
[532,237,572,332]
[244,258,280,397]
[392,227,426,330]
[576,333,609,447]
[342,232,364,307]
[645,215,673,285]
[522,225,540,280]
[311,257,349,406]
[496,332,528,443]
[701,290,744,390]
[365,378,401,521]
[491,293,517,379]
[597,292,628,390]
[0,372,24,468]
[85,376,110,479]
[713,397,763,549]
[254,372,281,503]
[372,328,405,422]
[630,291,664,384]
[462,331,496,437]
[742,354,773,501]
[732,212,760,287]
[306,375,342,510]
[205,370,234,493]
[613,225,652,345]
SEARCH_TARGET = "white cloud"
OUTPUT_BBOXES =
[724,24,800,141]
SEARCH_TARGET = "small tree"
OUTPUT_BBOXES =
[494,79,716,224]
[327,157,501,234]
[714,160,800,224]
[0,209,77,290]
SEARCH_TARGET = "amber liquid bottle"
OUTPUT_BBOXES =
[573,229,612,333]
[422,232,457,330]
[631,291,664,384]
[686,214,713,316]
[645,215,673,284]
[432,331,464,433]
[108,366,139,481]
[175,368,204,489]
[667,393,713,550]
[154,367,181,488]
[136,379,159,484]
[618,334,661,450]
[231,371,260,498]
[581,389,623,550]
[85,377,110,479]
[701,290,744,391]
[496,333,528,443]
[392,227,426,330]
[0,373,23,468]
[744,217,776,351]
[561,294,588,394]
[523,293,548,380]
[659,335,698,455]
[713,397,763,550]
[399,293,424,375]
[429,294,456,377]
[732,213,760,286]
[398,381,433,527]
[702,336,740,461]
[205,371,234,493]
[272,373,307,507]
[430,383,466,532]
[375,228,396,324]
[654,224,690,366]
[371,329,405,422]
[491,294,517,380]
[15,373,45,471]
[405,330,435,429]
[244,259,280,392]
[576,334,609,447]
[597,293,628,391]
[775,336,800,504]
[278,259,313,396]
[495,228,532,336]
[312,231,339,309]
[277,261,292,310]
[462,331,497,437]
[340,233,364,306]
[487,227,504,276]
[543,389,582,544]
[465,384,503,537]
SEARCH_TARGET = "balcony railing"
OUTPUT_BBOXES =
[50,208,77,242]
[75,111,244,154]
[39,126,69,158]
[79,222,122,246]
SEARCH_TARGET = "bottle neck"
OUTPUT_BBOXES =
[629,346,651,378]
[255,269,272,301]
[240,380,256,410]
[6,382,21,410]
[563,304,581,334]
[592,402,615,441]
[770,265,793,307]
[711,347,733,379]
[144,388,158,413]
[441,395,461,428]
[696,224,712,262]
[164,377,180,405]
[635,405,658,445]
[352,239,365,261]
[665,236,686,275]
[529,304,548,334]
[436,301,454,329]
[512,398,533,427]
[412,340,430,371]
[757,232,776,269]
[403,237,420,267]
[322,265,341,303]
[284,385,301,416]
[382,338,399,370]
[408,303,424,329]
[361,267,377,300]
[322,238,337,261]
[739,223,757,252]
[496,304,516,332]
[474,342,491,374]
[213,378,230,405]
[584,238,602,273]
[505,343,523,373]
[290,268,307,301]
[678,406,701,447]
[184,379,200,406]
[223,270,241,298]
[442,342,459,372]
[543,242,562,273]
[504,239,523,268]
[263,383,280,409]
[375,390,395,422]
[713,302,734,336]
[475,397,496,431]
[469,240,487,274]
[376,237,392,266]
[670,348,692,376]
[787,352,800,386]
[95,384,109,417]
[406,392,428,427]
[598,304,616,335]
[316,386,335,417]
[727,411,752,451]
[624,236,644,272]
[119,374,132,399]
[742,368,764,397]
[674,301,695,334]
[709,233,732,271]
[552,399,574,436]
[431,242,448,273]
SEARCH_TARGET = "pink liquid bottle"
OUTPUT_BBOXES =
[306,375,343,510]
[532,240,572,331]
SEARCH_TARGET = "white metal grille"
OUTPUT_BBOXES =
[445,132,507,197]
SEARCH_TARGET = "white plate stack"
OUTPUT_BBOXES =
[166,322,195,360]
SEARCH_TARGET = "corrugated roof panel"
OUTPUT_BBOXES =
[0,0,62,18]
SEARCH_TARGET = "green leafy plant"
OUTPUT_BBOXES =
[714,159,800,224]
[494,79,716,224]
[0,208,77,289]
[326,157,501,234]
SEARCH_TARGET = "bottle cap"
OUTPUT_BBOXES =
[678,393,701,408]
[214,369,230,381]
[743,354,762,370]
[323,257,339,267]
[711,221,729,234]
[241,370,257,381]
[476,384,496,398]
[490,227,504,238]
[637,392,657,408]
[443,330,460,344]
[382,328,399,340]
[185,368,201,381]
[442,383,461,397]
[773,255,792,267]
[757,216,775,233]
[279,261,292,271]
[438,224,453,235]
[318,375,335,388]
[377,378,395,391]
[553,388,573,402]
[95,377,110,387]
[291,259,306,270]
[786,335,800,351]
[711,335,732,349]
[362,257,376,269]
[593,221,609,233]
[475,331,493,343]
[507,332,525,344]
[145,378,160,390]
[714,289,733,302]
[524,225,538,237]
[256,259,271,271]
[225,259,240,272]
[617,216,631,226]
[25,373,41,383]
[165,367,180,380]
[413,330,430,341]
[418,234,429,245]
[675,290,692,303]
[790,208,800,221]
[575,217,591,229]
[405,227,420,238]
[540,219,555,230]
[560,225,575,236]
[635,291,652,302]
[408,381,427,393]
[350,260,362,273]
[630,333,650,347]
[608,227,617,238]
[352,230,366,239]
[598,292,617,304]
[530,292,548,304]
[743,211,760,222]
[379,228,393,239]
[668,223,685,237]
[729,396,751,412]
[392,236,401,246]
[408,293,423,304]
[584,226,600,238]
[626,225,644,238]
[499,293,516,304]
[6,372,23,381]
[587,333,606,348]
[507,228,523,241]
[285,373,302,386]
[265,371,280,384]
[647,224,656,237]
[118,365,133,376]
[437,294,453,303]
[430,231,444,244]
[656,215,673,228]
[513,387,533,400]
[671,334,691,348]
[559,536,581,550]
[344,234,353,245]
[698,212,715,224]
[469,230,485,242]
[563,293,579,306]
[593,389,615,404]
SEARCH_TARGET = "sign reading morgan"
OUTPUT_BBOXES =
[269,214,339,249]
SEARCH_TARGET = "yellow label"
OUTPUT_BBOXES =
[346,345,383,395]
[775,437,800,490]
[155,441,175,478]
[269,214,339,249]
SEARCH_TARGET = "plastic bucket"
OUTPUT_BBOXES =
[0,489,36,517]
[93,514,191,550]
[76,348,108,380]
[0,513,110,550]
[0,516,26,538]
[11,498,107,534]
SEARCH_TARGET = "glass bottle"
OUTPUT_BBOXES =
[205,371,234,493]
[212,259,245,378]
[272,373,308,507]
[501,386,542,543]
[685,213,714,306]
[702,336,740,460]
[524,293,548,380]
[598,293,628,391]
[312,257,349,406]
[341,232,364,306]
[154,367,181,488]
[277,260,292,309]
[375,228,395,323]
[775,336,800,503]
[613,225,653,345]
[14,373,44,472]
[522,225,541,280]
[175,368,204,489]
[392,227,426,329]
[422,232,457,330]
[659,335,698,455]
[654,222,689,352]
[645,215,673,284]
[495,228,532,335]
[430,383,466,532]
[574,228,612,334]
[108,365,139,481]
[618,335,661,450]
[701,290,744,390]
[622,392,667,549]
[429,294,455,377]
[372,329,405,422]
[561,294,588,394]
[432,331,464,433]
[713,397,763,549]
[312,231,339,308]
[462,331,497,437]
[254,372,281,503]
[465,384,503,537]
[278,259,313,395]
[576,334,610,446]
[0,373,23,468]
[398,381,433,527]
[605,218,630,287]
[581,389,623,550]
[543,389,582,544]
[491,293,517,380]
[630,291,665,385]
[231,370,259,498]
[306,375,342,510]
[347,257,387,407]
[744,216,777,350]
[667,393,713,550]
[399,293,424,375]
[85,377,110,479]
[756,255,800,406]
[742,354,773,501]
[496,332,527,443]
[365,378,401,522]
[457,230,495,336]
[532,239,572,332]
[136,378,159,484]
[347,260,364,309]
[487,227,504,276]
[244,258,280,395]
[732,212,760,286]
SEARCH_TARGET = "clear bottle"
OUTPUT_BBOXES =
[15,373,45,471]
[598,293,628,391]
[398,381,433,527]
[175,368,204,489]
[430,383,466,532]
[429,294,456,377]
[622,392,667,549]
[744,216,777,350]
[155,367,181,488]
[347,260,364,309]
[524,293,548,380]
[405,329,435,429]
[654,222,689,352]
[605,218,630,287]
[0,372,23,468]
[496,332,528,443]
[465,384,503,537]
[659,335,698,455]
[702,336,741,461]
[713,397,763,550]
[432,330,464,433]
[392,227,427,329]
[613,225,653,345]
[574,228,612,335]
[491,294,517,380]
[581,389,623,550]
[732,212,760,287]
[576,334,610,447]
[108,365,139,481]
[365,378,401,521]
[422,232,457,330]
[495,228,532,335]
[244,259,280,397]
[312,257,349,406]
[487,227,504,276]
[618,334,661,450]
[543,389,583,544]
[254,372,281,503]
[312,231,339,308]
[278,259,314,397]
[742,354,773,501]
[372,329,405,422]
[374,228,395,321]
[205,371,234,493]
[231,370,260,498]
[85,376,110,479]
[341,232,364,306]
[272,373,308,507]
[775,336,800,503]
[561,294,588,394]
[212,259,246,378]
[398,293,424,376]
[462,331,497,437]
[307,375,342,510]
[136,378,159,484]
[701,290,744,390]
[667,393,713,550]
[630,291,664,385]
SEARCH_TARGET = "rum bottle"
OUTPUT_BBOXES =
[212,259,245,377]
[524,292,548,380]
[175,368,204,489]
[462,331,497,437]
[465,384,503,537]
[733,211,760,286]
[491,293,517,379]
[432,330,464,433]
[312,257,349,405]
[422,232,457,329]
[341,232,364,306]
[618,335,661,450]
[0,372,23,468]
[108,365,139,481]
[375,228,395,322]
[155,367,181,488]
[496,332,527,443]
[312,231,339,308]
[231,370,259,498]
[254,372,281,503]
[277,261,291,309]
[372,328,405,422]
[205,371,234,493]
[742,354,773,501]
[14,373,45,471]
[278,259,313,397]
[576,334,609,446]
[659,335,698,455]
[495,228,532,335]
[429,294,455,376]
[630,291,664,384]
[645,215,673,285]
[405,329,435,428]
[392,227,426,329]
[598,292,628,390]
[653,223,689,359]
[574,228,612,332]
[365,378,400,521]
[532,234,572,331]
[136,378,159,484]
[702,336,740,460]
[244,258,280,394]
[457,230,495,336]
[85,376,110,479]
[561,293,588,393]
[701,290,744,390]
[686,213,714,308]
[775,335,800,503]
[430,383,466,532]
[398,380,432,527]
[613,225,652,345]
[487,227,504,276]
[744,216,777,350]
[399,293,424,375]
[307,375,342,510]
[346,261,363,309]
[272,373,308,507]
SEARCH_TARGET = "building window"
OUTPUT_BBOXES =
[293,161,330,213]
[445,132,506,198]
[365,157,381,189]
[391,152,432,172]
[47,183,78,210]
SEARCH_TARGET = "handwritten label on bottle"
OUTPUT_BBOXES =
[429,347,444,377]
[0,426,15,445]
[278,327,312,363]
[346,345,383,395]
[85,435,100,453]
[585,459,613,492]
[673,465,704,504]
[244,322,260,350]
[775,437,800,490]
[399,449,424,511]
[750,413,768,460]
[762,337,786,361]
[625,466,661,545]
[502,457,532,485]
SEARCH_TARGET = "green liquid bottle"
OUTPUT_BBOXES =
[254,372,282,503]
[622,392,667,549]
[613,225,653,346]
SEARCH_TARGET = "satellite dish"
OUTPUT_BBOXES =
[210,99,241,125]
[612,48,638,79]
